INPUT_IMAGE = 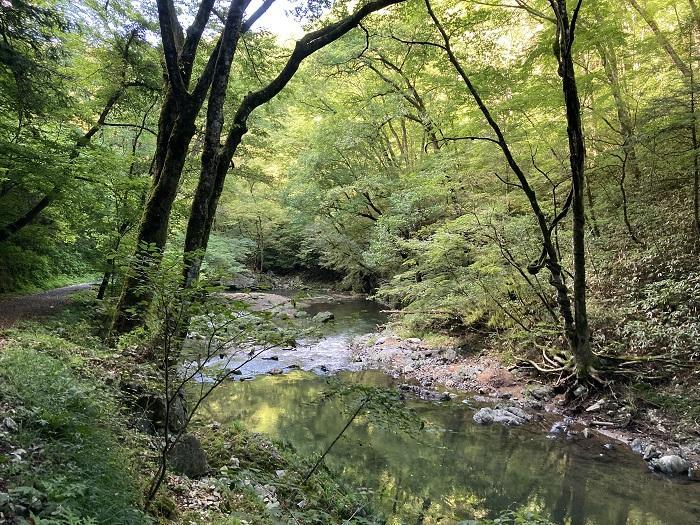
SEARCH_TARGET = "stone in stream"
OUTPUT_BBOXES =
[169,434,209,478]
[651,455,690,475]
[313,311,335,323]
[643,444,661,461]
[548,417,574,436]
[525,384,554,401]
[688,464,700,481]
[398,384,450,402]
[630,438,644,455]
[473,406,531,426]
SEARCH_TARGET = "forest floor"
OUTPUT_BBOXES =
[0,283,91,328]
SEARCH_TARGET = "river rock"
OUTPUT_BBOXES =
[133,390,187,433]
[549,417,573,436]
[586,399,605,412]
[223,292,299,318]
[688,464,700,481]
[643,444,661,461]
[651,455,690,475]
[630,438,644,455]
[525,384,554,401]
[2,417,18,432]
[399,384,450,401]
[441,348,458,362]
[313,311,335,323]
[225,272,258,290]
[169,434,209,478]
[473,406,531,426]
[573,384,588,397]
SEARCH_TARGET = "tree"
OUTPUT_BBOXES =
[403,0,595,377]
[111,0,409,335]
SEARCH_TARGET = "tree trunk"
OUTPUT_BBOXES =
[111,0,277,335]
[111,108,198,334]
[598,44,641,179]
[553,0,595,375]
[424,0,594,376]
[627,0,691,78]
[180,0,408,291]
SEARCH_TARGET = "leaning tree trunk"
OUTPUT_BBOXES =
[180,0,409,292]
[111,108,199,334]
[423,0,595,377]
[111,0,279,336]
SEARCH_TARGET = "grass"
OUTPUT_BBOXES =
[0,343,146,524]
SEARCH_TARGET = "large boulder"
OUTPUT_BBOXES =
[651,455,690,476]
[473,406,531,426]
[398,384,451,402]
[123,382,187,433]
[225,273,258,290]
[222,292,300,318]
[169,434,209,478]
[135,392,187,433]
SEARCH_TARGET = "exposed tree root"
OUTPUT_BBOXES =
[517,345,688,393]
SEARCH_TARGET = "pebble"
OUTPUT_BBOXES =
[630,438,644,455]
[643,444,661,461]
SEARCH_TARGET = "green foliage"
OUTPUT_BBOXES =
[471,508,556,524]
[197,425,382,524]
[0,343,144,524]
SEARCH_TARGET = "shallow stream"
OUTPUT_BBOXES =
[201,295,700,524]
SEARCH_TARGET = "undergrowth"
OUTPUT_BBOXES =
[0,344,145,524]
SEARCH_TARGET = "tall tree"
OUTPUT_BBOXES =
[111,0,275,334]
[180,0,411,292]
[413,0,596,376]
[111,0,409,335]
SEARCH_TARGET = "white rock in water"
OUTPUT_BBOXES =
[313,311,335,323]
[652,455,690,475]
[473,406,531,426]
[630,438,644,454]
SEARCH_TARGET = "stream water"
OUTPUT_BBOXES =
[201,296,700,524]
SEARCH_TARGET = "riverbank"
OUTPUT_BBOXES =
[2,286,697,524]
[0,294,382,524]
[351,329,700,480]
[199,288,700,482]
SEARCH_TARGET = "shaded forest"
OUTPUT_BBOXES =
[1,0,699,523]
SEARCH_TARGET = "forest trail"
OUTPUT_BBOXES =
[0,284,91,328]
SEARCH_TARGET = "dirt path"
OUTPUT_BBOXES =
[0,283,92,328]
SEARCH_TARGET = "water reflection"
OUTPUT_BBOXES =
[202,371,700,525]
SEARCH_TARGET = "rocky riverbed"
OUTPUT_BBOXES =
[351,330,700,481]
[203,291,700,482]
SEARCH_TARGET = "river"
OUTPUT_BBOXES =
[201,295,700,524]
